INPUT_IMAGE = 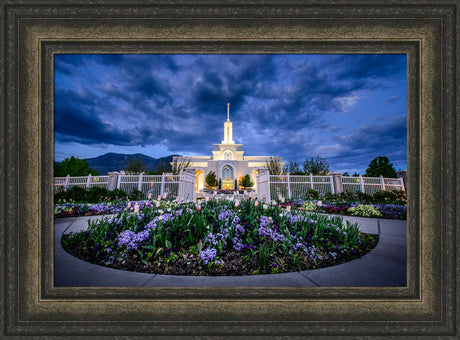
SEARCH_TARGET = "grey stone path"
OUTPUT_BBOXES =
[54,215,406,287]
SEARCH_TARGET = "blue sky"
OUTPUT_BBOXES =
[54,54,407,174]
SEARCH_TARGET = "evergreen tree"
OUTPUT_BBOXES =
[239,174,254,188]
[265,156,283,175]
[285,160,304,175]
[123,156,145,175]
[55,156,98,177]
[365,156,397,178]
[205,171,218,188]
[303,156,329,175]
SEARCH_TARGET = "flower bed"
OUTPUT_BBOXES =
[61,199,378,276]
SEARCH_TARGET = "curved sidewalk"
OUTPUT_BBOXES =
[54,215,406,287]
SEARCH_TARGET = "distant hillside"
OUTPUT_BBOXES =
[84,153,178,175]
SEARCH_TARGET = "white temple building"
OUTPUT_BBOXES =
[172,103,283,191]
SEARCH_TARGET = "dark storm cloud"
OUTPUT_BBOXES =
[330,114,407,169]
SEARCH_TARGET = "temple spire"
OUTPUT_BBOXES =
[222,103,234,144]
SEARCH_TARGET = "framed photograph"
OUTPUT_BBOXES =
[1,1,458,338]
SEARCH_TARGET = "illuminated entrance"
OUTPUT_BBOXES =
[195,170,204,192]
[222,165,234,190]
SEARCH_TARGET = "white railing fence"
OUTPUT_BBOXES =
[54,172,195,202]
[342,175,404,195]
[54,174,109,193]
[256,173,405,201]
[264,174,334,201]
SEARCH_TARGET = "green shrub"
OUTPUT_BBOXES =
[305,189,320,200]
[107,188,128,200]
[87,186,109,202]
[348,205,382,217]
[65,186,88,202]
[128,189,143,201]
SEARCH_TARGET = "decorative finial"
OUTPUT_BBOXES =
[227,102,230,121]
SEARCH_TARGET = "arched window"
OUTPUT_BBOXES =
[222,165,233,180]
[224,151,232,160]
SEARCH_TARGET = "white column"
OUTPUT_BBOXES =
[329,175,335,194]
[310,173,314,189]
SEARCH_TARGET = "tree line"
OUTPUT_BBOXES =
[55,155,399,179]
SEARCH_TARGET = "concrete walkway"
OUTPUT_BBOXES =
[54,215,406,287]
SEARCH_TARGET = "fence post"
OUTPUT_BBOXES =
[310,173,314,189]
[117,174,122,189]
[287,174,291,199]
[64,174,70,190]
[380,175,386,191]
[396,170,407,191]
[160,173,165,196]
[359,174,365,192]
[329,175,335,194]
[86,174,92,188]
[138,173,143,191]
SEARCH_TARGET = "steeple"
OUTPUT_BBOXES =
[222,103,234,144]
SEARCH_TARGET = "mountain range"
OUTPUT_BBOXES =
[83,153,178,175]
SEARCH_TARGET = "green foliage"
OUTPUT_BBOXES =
[123,156,145,175]
[348,205,382,217]
[218,179,222,189]
[302,201,318,212]
[128,189,143,201]
[145,161,170,175]
[372,190,407,204]
[205,171,218,188]
[171,158,191,175]
[265,156,283,175]
[365,156,397,178]
[54,186,128,203]
[55,156,98,177]
[284,161,305,175]
[63,199,375,275]
[305,189,320,200]
[303,156,329,175]
[239,174,254,188]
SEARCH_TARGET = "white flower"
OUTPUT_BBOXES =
[158,210,164,215]
[148,193,152,199]
[316,200,323,207]
[254,200,259,207]
[163,193,168,199]
[281,197,285,203]
[156,201,160,208]
[263,204,268,209]
[286,205,291,212]
[133,203,140,214]
[167,208,171,212]
[157,195,162,201]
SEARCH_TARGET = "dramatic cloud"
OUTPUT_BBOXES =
[54,54,407,173]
